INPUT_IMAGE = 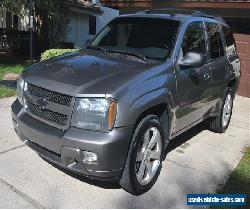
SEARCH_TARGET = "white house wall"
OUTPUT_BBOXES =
[96,7,119,33]
[66,12,89,48]
[66,7,119,49]
[77,14,90,48]
[66,12,78,44]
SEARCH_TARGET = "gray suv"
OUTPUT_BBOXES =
[11,9,241,195]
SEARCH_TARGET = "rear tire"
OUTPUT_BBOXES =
[120,115,164,195]
[209,88,234,133]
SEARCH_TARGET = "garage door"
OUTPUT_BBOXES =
[234,33,250,97]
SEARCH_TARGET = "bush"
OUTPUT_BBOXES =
[41,49,78,61]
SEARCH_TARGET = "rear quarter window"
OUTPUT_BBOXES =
[207,22,225,60]
[222,25,236,48]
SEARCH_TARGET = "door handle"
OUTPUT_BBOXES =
[203,73,211,80]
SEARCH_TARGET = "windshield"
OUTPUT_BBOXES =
[90,17,180,61]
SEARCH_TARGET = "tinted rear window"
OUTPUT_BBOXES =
[207,23,225,59]
[222,25,236,48]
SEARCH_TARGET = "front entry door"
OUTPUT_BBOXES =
[174,21,212,132]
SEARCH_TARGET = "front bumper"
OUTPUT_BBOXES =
[11,99,133,181]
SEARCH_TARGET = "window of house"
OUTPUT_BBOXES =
[180,21,206,60]
[6,11,12,30]
[89,15,96,35]
[222,25,235,48]
[13,15,18,30]
[207,23,225,59]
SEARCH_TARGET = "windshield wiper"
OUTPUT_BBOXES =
[87,46,110,55]
[109,50,148,63]
[87,47,147,62]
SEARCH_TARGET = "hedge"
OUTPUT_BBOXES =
[41,49,78,61]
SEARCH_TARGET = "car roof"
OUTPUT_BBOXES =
[117,9,226,25]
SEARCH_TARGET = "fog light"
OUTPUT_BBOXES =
[82,151,97,164]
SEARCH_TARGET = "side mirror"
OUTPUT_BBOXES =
[179,52,204,68]
[85,39,92,47]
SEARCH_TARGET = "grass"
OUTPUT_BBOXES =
[0,54,30,98]
[0,56,28,80]
[212,146,250,208]
[0,63,25,80]
[0,85,17,98]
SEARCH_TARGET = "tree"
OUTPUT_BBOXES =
[0,0,25,16]
[1,0,70,49]
[33,0,69,49]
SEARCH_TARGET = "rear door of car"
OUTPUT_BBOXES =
[221,25,241,89]
[206,22,230,104]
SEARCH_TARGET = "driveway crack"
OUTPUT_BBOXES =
[167,159,214,177]
[0,177,46,209]
[0,145,25,155]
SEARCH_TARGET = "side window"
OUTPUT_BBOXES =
[222,25,236,48]
[89,15,96,35]
[207,23,225,59]
[180,21,206,60]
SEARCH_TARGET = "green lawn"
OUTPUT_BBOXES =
[212,147,250,208]
[0,55,29,98]
[0,85,17,98]
[0,63,25,80]
[0,56,28,80]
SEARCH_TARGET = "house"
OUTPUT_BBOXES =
[102,0,250,98]
[0,5,29,32]
[66,0,119,48]
[0,0,119,49]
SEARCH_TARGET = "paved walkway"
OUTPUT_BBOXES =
[0,96,249,208]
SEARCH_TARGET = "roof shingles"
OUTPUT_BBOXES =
[68,0,102,13]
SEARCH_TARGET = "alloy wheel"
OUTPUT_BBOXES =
[135,127,162,186]
[222,93,233,128]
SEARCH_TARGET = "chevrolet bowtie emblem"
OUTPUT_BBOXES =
[37,97,48,110]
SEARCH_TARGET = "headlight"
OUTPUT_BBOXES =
[17,77,26,105]
[72,98,117,132]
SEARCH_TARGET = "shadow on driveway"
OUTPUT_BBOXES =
[164,120,209,159]
[42,120,210,191]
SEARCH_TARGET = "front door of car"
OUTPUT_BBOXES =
[174,21,213,133]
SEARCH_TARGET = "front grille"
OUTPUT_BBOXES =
[27,84,72,106]
[26,101,68,125]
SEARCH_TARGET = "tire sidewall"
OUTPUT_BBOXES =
[219,88,234,132]
[129,116,164,195]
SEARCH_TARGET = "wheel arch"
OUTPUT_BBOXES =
[129,88,174,141]
[227,78,238,97]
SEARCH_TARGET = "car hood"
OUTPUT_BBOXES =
[23,50,162,97]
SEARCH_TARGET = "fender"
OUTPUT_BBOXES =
[115,87,176,132]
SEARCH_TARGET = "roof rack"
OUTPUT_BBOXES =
[137,8,202,16]
[192,12,225,22]
[137,8,225,22]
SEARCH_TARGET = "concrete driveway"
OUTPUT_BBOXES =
[0,96,249,208]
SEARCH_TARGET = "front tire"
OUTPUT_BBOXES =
[120,115,164,195]
[209,88,234,133]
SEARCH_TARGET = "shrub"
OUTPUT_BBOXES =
[41,49,78,61]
